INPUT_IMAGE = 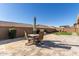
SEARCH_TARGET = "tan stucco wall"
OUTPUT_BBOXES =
[0,27,9,39]
[16,27,33,37]
[0,26,55,39]
[0,26,33,39]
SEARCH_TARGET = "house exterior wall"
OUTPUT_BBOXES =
[0,26,55,39]
[16,27,33,37]
[0,27,9,39]
[0,26,33,39]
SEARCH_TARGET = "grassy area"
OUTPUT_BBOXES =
[76,32,79,35]
[54,32,72,35]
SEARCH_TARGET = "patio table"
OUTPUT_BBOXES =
[28,34,39,44]
[28,34,39,37]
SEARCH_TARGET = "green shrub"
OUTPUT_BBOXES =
[54,32,72,35]
[8,27,16,39]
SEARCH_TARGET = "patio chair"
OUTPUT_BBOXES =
[24,31,34,45]
[24,31,28,40]
[35,29,44,44]
[39,31,44,41]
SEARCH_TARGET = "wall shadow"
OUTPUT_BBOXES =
[0,37,24,45]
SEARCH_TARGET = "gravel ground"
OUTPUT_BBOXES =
[0,34,79,56]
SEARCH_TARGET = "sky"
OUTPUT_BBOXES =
[0,3,79,27]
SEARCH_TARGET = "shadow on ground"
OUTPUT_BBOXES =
[0,37,79,50]
[0,37,25,45]
[36,40,72,50]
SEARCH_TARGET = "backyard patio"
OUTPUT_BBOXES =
[0,34,79,56]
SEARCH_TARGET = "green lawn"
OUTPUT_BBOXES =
[54,32,72,35]
[76,32,79,35]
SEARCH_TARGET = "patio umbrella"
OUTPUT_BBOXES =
[33,17,37,34]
